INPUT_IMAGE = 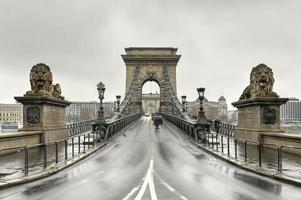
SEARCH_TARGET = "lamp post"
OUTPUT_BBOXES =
[196,87,207,124]
[116,95,121,112]
[181,95,187,112]
[97,82,106,123]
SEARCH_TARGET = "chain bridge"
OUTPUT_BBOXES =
[0,48,301,200]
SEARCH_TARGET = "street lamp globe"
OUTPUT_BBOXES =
[116,95,121,104]
[116,95,121,112]
[181,95,187,112]
[197,87,205,101]
[97,82,106,99]
[181,95,187,104]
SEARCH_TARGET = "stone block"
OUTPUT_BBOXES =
[232,97,288,141]
[14,96,71,143]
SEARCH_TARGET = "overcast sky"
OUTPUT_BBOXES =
[0,0,301,109]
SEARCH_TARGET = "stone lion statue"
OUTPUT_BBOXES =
[239,64,278,100]
[25,63,65,100]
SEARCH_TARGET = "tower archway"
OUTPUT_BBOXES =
[119,47,183,117]
[141,81,160,113]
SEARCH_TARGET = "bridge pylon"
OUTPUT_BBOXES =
[119,47,184,117]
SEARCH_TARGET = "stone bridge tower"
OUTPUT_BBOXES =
[121,47,181,115]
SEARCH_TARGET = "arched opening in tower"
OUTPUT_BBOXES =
[141,81,160,114]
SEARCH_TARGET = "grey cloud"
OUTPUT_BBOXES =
[0,0,301,109]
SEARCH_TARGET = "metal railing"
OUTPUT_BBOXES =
[0,131,102,177]
[102,113,141,139]
[67,119,96,136]
[210,120,236,137]
[162,114,301,176]
[162,113,199,140]
[0,113,141,179]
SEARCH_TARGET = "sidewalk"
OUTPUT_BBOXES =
[199,131,301,183]
[0,133,96,181]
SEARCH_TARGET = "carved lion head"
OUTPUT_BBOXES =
[250,64,277,97]
[29,63,53,94]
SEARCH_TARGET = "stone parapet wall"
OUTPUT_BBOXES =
[261,133,301,155]
[0,131,42,152]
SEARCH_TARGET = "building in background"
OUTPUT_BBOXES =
[66,101,115,123]
[217,96,228,121]
[0,103,23,124]
[0,103,23,132]
[227,110,238,124]
[103,102,115,119]
[187,96,228,121]
[280,98,301,124]
[142,93,160,113]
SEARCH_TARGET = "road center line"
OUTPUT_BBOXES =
[122,186,140,200]
[122,158,158,200]
[155,172,189,200]
[134,158,158,200]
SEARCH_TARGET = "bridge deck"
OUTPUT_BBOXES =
[0,117,301,200]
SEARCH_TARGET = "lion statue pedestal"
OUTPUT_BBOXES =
[232,97,288,141]
[15,63,71,143]
[232,64,288,141]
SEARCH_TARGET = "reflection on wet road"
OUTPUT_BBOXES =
[0,117,301,200]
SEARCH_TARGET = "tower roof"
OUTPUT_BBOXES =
[121,47,181,66]
[218,96,226,102]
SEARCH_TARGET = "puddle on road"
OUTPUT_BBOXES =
[234,172,281,194]
[94,156,107,163]
[192,154,206,160]
[233,192,259,200]
[157,142,174,165]
[23,174,68,196]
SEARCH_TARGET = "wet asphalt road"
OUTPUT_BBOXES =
[1,117,301,200]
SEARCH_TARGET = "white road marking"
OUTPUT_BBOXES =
[180,195,189,200]
[134,158,158,200]
[79,179,89,184]
[148,160,157,200]
[123,157,158,200]
[122,186,140,200]
[155,172,189,200]
[161,182,175,192]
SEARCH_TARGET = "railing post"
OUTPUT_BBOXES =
[65,140,68,160]
[278,146,282,172]
[221,134,224,153]
[55,142,59,164]
[227,136,230,156]
[234,139,237,159]
[216,133,218,151]
[258,142,261,167]
[244,141,247,163]
[24,147,29,175]
[78,136,81,154]
[93,131,95,146]
[211,132,214,149]
[72,137,74,157]
[83,135,86,152]
[43,144,47,169]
